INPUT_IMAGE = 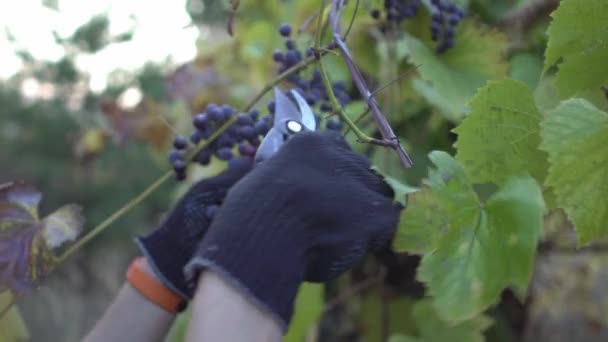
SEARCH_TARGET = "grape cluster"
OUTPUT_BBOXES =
[371,0,464,54]
[168,22,349,181]
[430,0,465,54]
[168,103,270,180]
[372,0,421,23]
[271,23,349,128]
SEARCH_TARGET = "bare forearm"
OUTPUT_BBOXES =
[82,261,176,342]
[186,271,283,342]
[83,284,175,342]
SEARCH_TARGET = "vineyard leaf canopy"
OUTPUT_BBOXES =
[397,152,544,321]
[404,19,509,120]
[454,79,548,185]
[397,299,491,342]
[544,0,608,99]
[540,99,608,245]
[0,181,84,293]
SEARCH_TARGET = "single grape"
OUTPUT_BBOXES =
[272,50,284,62]
[168,150,185,162]
[173,136,188,150]
[172,159,186,172]
[221,104,235,121]
[193,113,208,130]
[239,126,256,140]
[217,134,236,148]
[279,23,292,37]
[237,113,254,126]
[320,103,333,112]
[238,143,257,157]
[249,109,260,120]
[207,104,222,121]
[371,9,380,19]
[194,148,212,165]
[190,130,204,144]
[305,47,314,57]
[285,50,300,66]
[326,119,344,131]
[254,120,269,135]
[285,39,296,50]
[216,147,233,161]
[267,101,276,113]
[248,136,261,146]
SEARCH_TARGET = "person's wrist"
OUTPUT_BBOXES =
[185,223,308,330]
[126,257,187,313]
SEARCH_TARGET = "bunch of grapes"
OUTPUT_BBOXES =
[430,0,465,53]
[371,0,421,22]
[271,23,348,131]
[168,103,270,180]
[168,22,351,181]
[371,0,465,54]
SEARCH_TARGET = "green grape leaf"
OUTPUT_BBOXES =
[453,79,548,185]
[398,152,544,322]
[544,0,608,98]
[540,99,608,244]
[285,283,323,342]
[510,53,543,90]
[394,189,440,254]
[0,181,84,293]
[411,299,492,342]
[404,20,509,120]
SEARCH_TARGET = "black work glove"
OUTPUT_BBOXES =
[136,158,253,299]
[184,131,400,330]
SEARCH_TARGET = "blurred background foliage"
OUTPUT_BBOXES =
[2,0,605,341]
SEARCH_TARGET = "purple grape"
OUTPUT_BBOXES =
[253,120,269,135]
[217,134,236,148]
[249,109,260,120]
[273,50,284,62]
[216,148,233,161]
[176,170,186,181]
[371,9,380,19]
[173,136,188,150]
[221,104,235,121]
[193,113,208,130]
[279,23,292,37]
[285,39,296,50]
[248,136,261,146]
[237,113,254,126]
[267,101,275,113]
[320,103,333,112]
[194,148,212,165]
[168,150,185,162]
[238,143,256,157]
[190,130,204,144]
[326,119,344,131]
[207,104,222,121]
[172,159,186,172]
[239,126,256,140]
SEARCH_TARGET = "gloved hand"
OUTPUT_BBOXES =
[135,158,253,299]
[184,131,400,331]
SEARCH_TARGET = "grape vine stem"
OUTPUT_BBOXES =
[55,53,327,265]
[328,0,413,168]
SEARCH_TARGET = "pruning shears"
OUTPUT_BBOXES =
[254,87,317,163]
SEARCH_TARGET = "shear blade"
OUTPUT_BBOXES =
[254,127,284,163]
[289,90,316,131]
[273,87,302,124]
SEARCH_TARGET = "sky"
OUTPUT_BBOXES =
[0,0,200,91]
